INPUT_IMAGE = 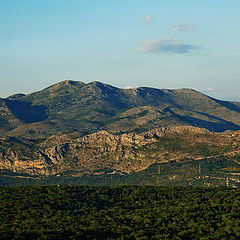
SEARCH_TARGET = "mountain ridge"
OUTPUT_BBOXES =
[1,125,240,187]
[1,80,240,138]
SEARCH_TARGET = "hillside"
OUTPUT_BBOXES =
[2,80,240,186]
[1,126,240,187]
[1,80,240,138]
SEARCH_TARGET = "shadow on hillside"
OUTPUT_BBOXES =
[182,114,240,132]
[4,99,48,124]
[164,107,240,132]
[213,98,240,113]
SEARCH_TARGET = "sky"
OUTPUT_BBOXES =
[1,0,240,100]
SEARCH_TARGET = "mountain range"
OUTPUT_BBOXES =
[1,80,240,186]
[1,80,240,138]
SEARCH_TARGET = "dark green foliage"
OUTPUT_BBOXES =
[0,186,239,239]
[122,157,240,187]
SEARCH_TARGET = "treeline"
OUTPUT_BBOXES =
[0,186,240,239]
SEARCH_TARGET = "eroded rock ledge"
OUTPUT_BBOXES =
[2,126,234,176]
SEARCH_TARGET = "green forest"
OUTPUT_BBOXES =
[0,186,239,239]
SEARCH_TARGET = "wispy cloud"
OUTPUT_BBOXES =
[123,85,135,89]
[206,88,214,91]
[143,15,154,23]
[138,39,198,54]
[204,88,227,99]
[171,24,194,32]
[0,94,8,98]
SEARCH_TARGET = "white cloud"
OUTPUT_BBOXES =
[172,24,193,32]
[138,39,198,54]
[203,88,228,99]
[143,15,153,23]
[206,88,214,91]
[123,85,135,89]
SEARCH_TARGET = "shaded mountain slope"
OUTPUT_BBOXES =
[1,80,240,138]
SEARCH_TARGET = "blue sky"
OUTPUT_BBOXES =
[1,0,240,100]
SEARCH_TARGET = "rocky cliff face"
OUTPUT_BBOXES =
[2,126,238,177]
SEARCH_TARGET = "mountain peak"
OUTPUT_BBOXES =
[1,80,240,138]
[87,81,117,89]
[48,80,85,88]
[36,80,86,95]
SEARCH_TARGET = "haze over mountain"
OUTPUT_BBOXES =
[1,80,240,138]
